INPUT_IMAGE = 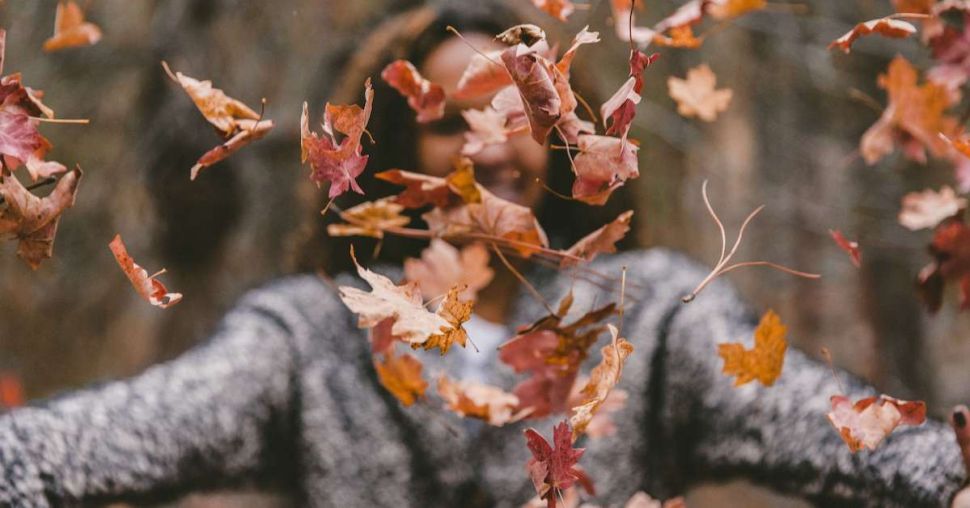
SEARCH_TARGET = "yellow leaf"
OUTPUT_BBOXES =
[718,309,787,386]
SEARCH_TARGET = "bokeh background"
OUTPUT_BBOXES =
[1,0,968,506]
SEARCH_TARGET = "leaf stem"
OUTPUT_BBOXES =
[490,242,555,315]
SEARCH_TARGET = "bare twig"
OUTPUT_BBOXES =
[682,180,820,303]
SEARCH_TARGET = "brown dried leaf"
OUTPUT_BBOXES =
[562,210,633,267]
[109,234,183,308]
[0,167,81,269]
[569,324,634,440]
[829,18,917,54]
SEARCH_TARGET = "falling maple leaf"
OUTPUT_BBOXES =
[652,25,705,48]
[718,309,787,386]
[523,421,594,507]
[461,106,510,156]
[301,79,373,198]
[42,0,102,53]
[162,62,274,180]
[568,324,634,440]
[0,36,62,181]
[829,17,917,54]
[918,216,970,312]
[445,156,482,204]
[374,350,427,406]
[381,60,446,123]
[338,246,451,345]
[533,0,575,22]
[827,395,926,452]
[571,135,640,205]
[497,24,548,47]
[0,108,43,166]
[501,42,562,144]
[500,293,616,417]
[0,371,24,409]
[829,229,862,268]
[326,197,410,239]
[860,56,958,165]
[0,167,81,269]
[708,0,766,19]
[667,64,732,122]
[109,234,183,308]
[454,50,511,100]
[437,375,525,425]
[561,211,633,267]
[404,239,494,302]
[376,169,456,209]
[899,186,967,231]
[417,285,474,355]
[602,51,659,140]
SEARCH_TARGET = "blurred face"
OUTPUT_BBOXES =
[417,33,549,207]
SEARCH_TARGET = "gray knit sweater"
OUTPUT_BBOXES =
[0,249,964,507]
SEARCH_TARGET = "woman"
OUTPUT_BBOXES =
[0,2,967,507]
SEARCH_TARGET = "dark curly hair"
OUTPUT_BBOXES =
[291,0,641,275]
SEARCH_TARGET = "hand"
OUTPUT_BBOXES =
[951,406,970,508]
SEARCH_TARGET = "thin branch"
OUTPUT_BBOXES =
[702,179,727,266]
[682,180,820,303]
[717,261,822,279]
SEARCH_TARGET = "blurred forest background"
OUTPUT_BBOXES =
[1,0,969,506]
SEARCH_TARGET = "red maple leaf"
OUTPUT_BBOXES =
[523,421,594,508]
[301,79,373,199]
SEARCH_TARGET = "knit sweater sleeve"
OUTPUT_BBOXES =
[614,249,967,507]
[0,276,326,507]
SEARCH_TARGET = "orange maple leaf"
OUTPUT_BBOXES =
[861,55,959,165]
[42,0,102,53]
[375,351,427,406]
[718,309,787,386]
[437,375,524,426]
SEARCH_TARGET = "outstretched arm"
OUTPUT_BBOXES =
[577,249,965,507]
[634,250,966,507]
[0,282,306,506]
